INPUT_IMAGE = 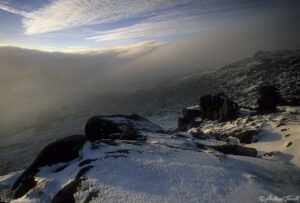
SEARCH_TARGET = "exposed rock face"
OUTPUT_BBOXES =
[235,130,258,144]
[85,114,164,141]
[196,142,257,157]
[52,166,93,203]
[257,85,280,113]
[199,93,239,122]
[85,116,122,141]
[119,129,146,141]
[12,135,87,198]
[177,106,201,131]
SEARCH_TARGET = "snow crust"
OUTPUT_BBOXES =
[1,106,300,202]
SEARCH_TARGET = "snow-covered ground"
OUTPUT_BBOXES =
[0,106,299,202]
[248,106,300,167]
[193,106,300,167]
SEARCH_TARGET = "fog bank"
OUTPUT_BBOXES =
[0,1,299,134]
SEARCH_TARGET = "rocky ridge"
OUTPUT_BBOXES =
[1,84,300,202]
[0,49,299,202]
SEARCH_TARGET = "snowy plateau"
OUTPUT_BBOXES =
[0,49,300,203]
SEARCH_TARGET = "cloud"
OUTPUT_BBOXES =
[87,16,204,41]
[1,0,265,36]
[0,3,28,16]
[63,41,166,57]
[0,0,298,134]
[1,0,198,35]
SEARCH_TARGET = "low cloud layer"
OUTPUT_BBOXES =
[0,2,299,133]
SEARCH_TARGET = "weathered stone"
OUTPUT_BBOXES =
[13,135,87,198]
[257,85,280,113]
[199,93,239,122]
[119,129,146,141]
[177,106,202,131]
[85,114,164,141]
[236,130,258,144]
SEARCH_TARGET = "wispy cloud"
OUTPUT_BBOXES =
[87,16,204,41]
[1,0,197,35]
[0,0,263,37]
[0,3,28,16]
[62,40,166,58]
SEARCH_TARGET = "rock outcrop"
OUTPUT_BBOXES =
[12,135,87,198]
[177,106,202,131]
[257,85,280,113]
[85,114,164,141]
[199,93,239,122]
[235,130,259,144]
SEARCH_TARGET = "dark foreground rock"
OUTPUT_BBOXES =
[85,114,164,141]
[196,143,257,157]
[257,85,280,113]
[12,135,87,198]
[52,166,93,203]
[177,106,202,131]
[119,129,146,141]
[199,93,239,122]
[235,130,259,144]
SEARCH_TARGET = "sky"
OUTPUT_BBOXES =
[1,0,297,51]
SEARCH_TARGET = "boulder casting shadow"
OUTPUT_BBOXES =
[12,135,87,198]
[199,93,239,122]
[257,85,280,113]
[85,114,164,141]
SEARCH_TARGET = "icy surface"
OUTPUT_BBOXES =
[1,106,300,202]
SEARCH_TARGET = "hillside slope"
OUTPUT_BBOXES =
[132,49,300,126]
[0,107,300,202]
[0,49,299,202]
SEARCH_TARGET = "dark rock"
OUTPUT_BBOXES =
[282,98,300,106]
[106,149,130,154]
[276,123,286,127]
[281,128,287,132]
[84,191,99,203]
[263,151,282,157]
[189,120,202,128]
[199,94,214,120]
[119,129,146,141]
[104,154,127,159]
[53,164,69,173]
[173,133,190,138]
[236,130,258,144]
[52,166,92,203]
[85,114,164,141]
[177,106,202,131]
[192,132,211,140]
[85,116,122,141]
[14,177,36,199]
[218,99,239,122]
[182,107,201,121]
[199,93,239,122]
[52,180,78,203]
[177,117,188,131]
[13,135,87,198]
[196,143,257,157]
[263,152,274,157]
[286,141,292,147]
[79,159,97,167]
[212,145,257,157]
[257,85,280,113]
